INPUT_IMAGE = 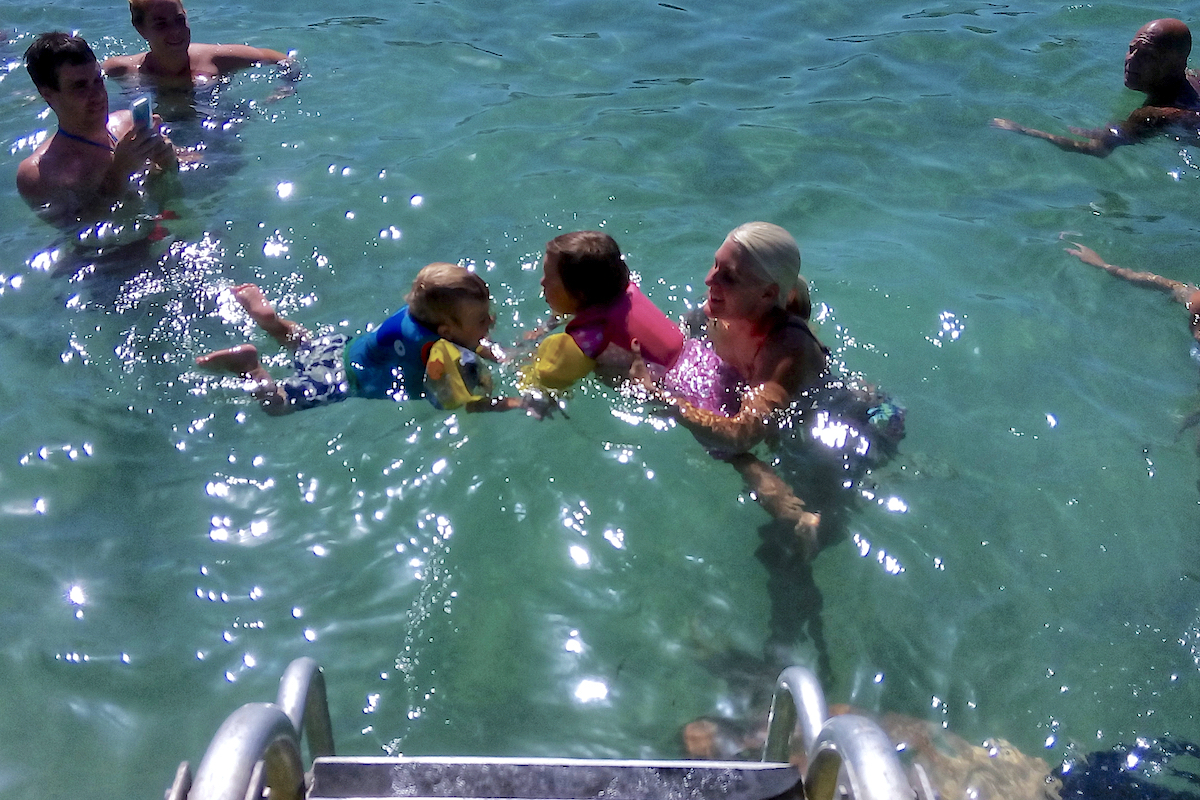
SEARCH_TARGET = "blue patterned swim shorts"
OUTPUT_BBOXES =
[279,334,352,410]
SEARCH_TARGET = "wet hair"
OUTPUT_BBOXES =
[129,0,179,28]
[726,222,807,315]
[406,262,490,329]
[546,231,629,307]
[24,32,97,91]
[788,276,813,321]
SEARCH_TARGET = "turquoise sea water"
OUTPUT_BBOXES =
[2,0,1200,797]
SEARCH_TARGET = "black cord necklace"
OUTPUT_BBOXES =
[57,128,116,152]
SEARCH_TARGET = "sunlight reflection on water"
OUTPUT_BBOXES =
[2,1,1200,798]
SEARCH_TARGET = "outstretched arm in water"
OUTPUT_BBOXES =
[1065,240,1200,344]
[1065,241,1197,303]
[992,106,1200,157]
[991,116,1130,157]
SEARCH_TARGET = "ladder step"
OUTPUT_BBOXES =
[309,756,802,800]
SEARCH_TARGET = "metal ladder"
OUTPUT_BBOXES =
[165,659,920,800]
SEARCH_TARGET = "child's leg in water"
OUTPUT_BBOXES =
[195,344,290,416]
[231,283,309,350]
[727,453,820,560]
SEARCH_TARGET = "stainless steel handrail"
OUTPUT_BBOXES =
[762,667,915,800]
[762,665,828,762]
[188,702,305,800]
[804,714,915,800]
[178,658,916,800]
[276,656,336,760]
[180,657,337,800]
[165,760,192,800]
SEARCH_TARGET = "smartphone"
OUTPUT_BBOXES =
[130,95,152,131]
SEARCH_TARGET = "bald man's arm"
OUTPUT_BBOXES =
[1122,104,1200,136]
[993,104,1200,158]
[991,117,1130,157]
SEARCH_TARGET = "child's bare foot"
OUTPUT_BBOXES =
[196,343,262,375]
[230,284,305,347]
[197,344,289,415]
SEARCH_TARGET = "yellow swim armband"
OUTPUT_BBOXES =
[520,332,597,392]
[425,339,489,410]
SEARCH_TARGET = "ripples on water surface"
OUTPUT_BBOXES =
[2,1,1200,797]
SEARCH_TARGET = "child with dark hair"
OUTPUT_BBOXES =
[525,230,683,391]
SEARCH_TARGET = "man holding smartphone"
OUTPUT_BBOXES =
[17,32,177,229]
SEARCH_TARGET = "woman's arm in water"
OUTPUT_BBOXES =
[629,341,820,553]
[668,380,789,454]
[629,339,796,454]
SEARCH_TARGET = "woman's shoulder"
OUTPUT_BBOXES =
[764,313,823,354]
[760,315,828,386]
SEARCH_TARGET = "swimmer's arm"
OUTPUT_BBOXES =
[630,337,804,453]
[100,54,139,78]
[209,43,291,72]
[277,51,302,81]
[106,119,177,192]
[727,452,819,557]
[1064,241,1197,303]
[147,116,179,176]
[665,381,789,453]
[256,50,303,102]
[16,157,51,213]
[1053,106,1200,154]
[523,315,567,341]
[1121,105,1200,136]
[207,44,298,101]
[465,395,557,419]
[628,341,774,451]
[475,341,502,362]
[100,144,140,199]
[991,117,1127,157]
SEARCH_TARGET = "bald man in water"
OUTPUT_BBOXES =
[993,18,1200,157]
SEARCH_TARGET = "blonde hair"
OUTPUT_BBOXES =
[406,262,490,328]
[726,222,808,314]
[129,0,173,28]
